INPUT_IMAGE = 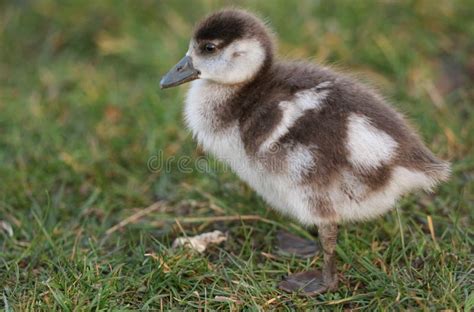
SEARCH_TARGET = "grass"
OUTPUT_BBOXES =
[0,0,473,310]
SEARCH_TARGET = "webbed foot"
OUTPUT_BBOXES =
[276,230,320,258]
[278,270,338,296]
[277,224,339,296]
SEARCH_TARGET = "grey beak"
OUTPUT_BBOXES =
[160,56,200,89]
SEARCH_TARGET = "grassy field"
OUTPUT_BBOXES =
[1,0,473,310]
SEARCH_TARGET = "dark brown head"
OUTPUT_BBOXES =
[160,9,274,88]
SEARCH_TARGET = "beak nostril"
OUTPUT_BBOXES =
[177,65,183,71]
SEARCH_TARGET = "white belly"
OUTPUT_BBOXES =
[202,125,316,225]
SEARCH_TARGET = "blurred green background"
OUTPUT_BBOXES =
[0,0,473,310]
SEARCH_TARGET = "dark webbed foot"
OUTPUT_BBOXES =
[278,270,338,296]
[276,230,320,258]
[278,224,339,296]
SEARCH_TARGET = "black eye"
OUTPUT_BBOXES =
[204,43,217,53]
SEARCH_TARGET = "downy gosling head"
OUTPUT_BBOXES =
[160,9,274,88]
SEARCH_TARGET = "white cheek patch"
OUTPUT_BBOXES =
[346,114,398,171]
[221,38,266,83]
[260,85,329,152]
[193,39,266,84]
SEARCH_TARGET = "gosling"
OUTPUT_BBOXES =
[160,9,450,295]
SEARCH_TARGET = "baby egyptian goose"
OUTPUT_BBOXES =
[160,9,450,295]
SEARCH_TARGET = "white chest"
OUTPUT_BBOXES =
[184,81,255,178]
[184,80,240,159]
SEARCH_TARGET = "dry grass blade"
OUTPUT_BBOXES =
[427,215,437,243]
[105,201,165,235]
[0,220,13,237]
[176,215,270,223]
[214,296,242,304]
